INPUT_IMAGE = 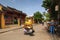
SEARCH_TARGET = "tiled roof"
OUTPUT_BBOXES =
[0,4,27,16]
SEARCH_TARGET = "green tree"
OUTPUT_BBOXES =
[42,0,57,20]
[43,12,51,21]
[42,0,51,10]
[33,11,43,23]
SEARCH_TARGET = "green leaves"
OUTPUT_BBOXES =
[33,11,43,20]
[43,12,51,20]
[42,0,51,10]
[33,11,43,23]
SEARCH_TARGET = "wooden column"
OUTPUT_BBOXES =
[1,13,5,28]
[18,18,20,27]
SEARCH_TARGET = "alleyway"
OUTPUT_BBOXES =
[0,24,60,40]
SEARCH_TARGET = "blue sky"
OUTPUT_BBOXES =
[0,0,46,16]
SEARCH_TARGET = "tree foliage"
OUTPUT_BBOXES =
[43,12,51,20]
[34,11,43,20]
[42,0,57,20]
[33,11,43,23]
[42,0,51,10]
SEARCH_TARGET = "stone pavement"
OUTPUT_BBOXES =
[0,24,51,40]
[0,24,60,40]
[0,26,22,34]
[0,24,34,34]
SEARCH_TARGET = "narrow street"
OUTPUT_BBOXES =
[0,24,60,40]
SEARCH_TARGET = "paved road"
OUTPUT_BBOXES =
[0,24,60,40]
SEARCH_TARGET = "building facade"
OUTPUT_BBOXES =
[0,4,26,29]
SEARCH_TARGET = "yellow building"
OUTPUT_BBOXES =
[0,4,26,29]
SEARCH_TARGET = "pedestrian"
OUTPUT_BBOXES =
[55,20,58,27]
[54,20,58,33]
[42,20,44,25]
[46,20,51,31]
[49,20,55,34]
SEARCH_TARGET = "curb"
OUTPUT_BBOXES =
[0,27,23,34]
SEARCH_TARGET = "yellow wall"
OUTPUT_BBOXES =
[18,18,20,27]
[1,13,5,29]
[0,13,21,28]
